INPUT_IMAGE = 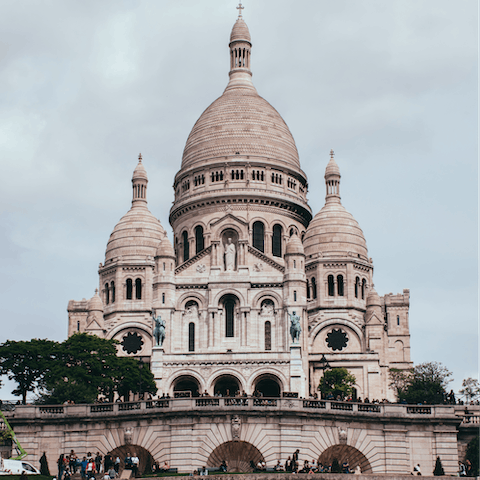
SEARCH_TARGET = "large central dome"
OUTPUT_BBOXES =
[180,17,300,171]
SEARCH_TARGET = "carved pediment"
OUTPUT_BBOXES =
[365,313,383,326]
[248,246,285,273]
[210,212,248,228]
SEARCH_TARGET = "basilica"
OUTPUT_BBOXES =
[68,11,411,402]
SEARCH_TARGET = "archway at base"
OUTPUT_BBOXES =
[253,373,282,397]
[207,441,264,472]
[213,375,241,397]
[318,444,372,474]
[173,375,200,397]
[108,444,155,476]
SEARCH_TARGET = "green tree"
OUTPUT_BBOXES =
[318,367,356,400]
[113,356,157,402]
[465,436,479,477]
[41,334,157,404]
[433,456,444,476]
[0,339,58,404]
[389,367,413,400]
[400,362,452,405]
[459,378,480,403]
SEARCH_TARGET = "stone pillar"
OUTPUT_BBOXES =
[151,346,164,394]
[290,344,306,397]
[211,241,221,273]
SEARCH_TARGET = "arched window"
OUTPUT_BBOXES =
[306,279,311,299]
[265,321,272,351]
[293,290,297,302]
[311,277,317,299]
[135,278,142,300]
[225,298,235,337]
[328,275,335,297]
[188,323,195,352]
[253,221,264,252]
[105,283,110,305]
[337,275,344,296]
[397,315,400,326]
[77,320,80,332]
[110,281,115,303]
[355,277,360,298]
[272,224,282,257]
[162,293,165,304]
[361,278,366,299]
[195,225,204,254]
[126,279,133,300]
[182,230,189,262]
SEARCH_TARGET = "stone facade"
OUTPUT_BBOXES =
[68,13,412,402]
[6,401,475,476]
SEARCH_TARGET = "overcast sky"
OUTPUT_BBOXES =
[0,0,477,400]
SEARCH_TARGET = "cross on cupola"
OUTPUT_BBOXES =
[237,2,244,18]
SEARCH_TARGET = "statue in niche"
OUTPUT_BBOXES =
[185,301,199,322]
[231,415,242,441]
[224,237,236,271]
[260,300,274,317]
[288,311,301,343]
[152,309,166,347]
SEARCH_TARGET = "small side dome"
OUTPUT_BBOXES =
[325,156,340,177]
[155,235,175,258]
[304,202,368,258]
[230,17,251,43]
[132,154,148,181]
[366,287,381,307]
[285,234,304,255]
[87,289,103,312]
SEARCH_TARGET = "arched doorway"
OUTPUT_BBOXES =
[207,441,264,472]
[173,375,200,397]
[253,374,282,397]
[318,444,372,474]
[214,375,240,397]
[108,445,155,476]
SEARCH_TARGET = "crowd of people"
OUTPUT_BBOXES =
[54,451,140,480]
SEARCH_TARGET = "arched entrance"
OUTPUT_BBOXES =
[253,374,282,397]
[207,441,264,472]
[214,375,240,397]
[173,375,200,397]
[108,445,155,476]
[318,445,372,474]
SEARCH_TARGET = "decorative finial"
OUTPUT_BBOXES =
[138,153,142,162]
[237,2,244,18]
[330,149,335,158]
[95,288,98,295]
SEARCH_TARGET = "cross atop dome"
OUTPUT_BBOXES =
[237,2,244,18]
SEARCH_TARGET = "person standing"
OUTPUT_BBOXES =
[57,454,65,480]
[131,453,139,477]
[40,452,50,476]
[95,453,103,474]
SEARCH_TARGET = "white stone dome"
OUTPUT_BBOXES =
[155,235,175,258]
[285,234,304,255]
[105,205,164,262]
[180,17,300,172]
[181,88,300,171]
[304,202,367,259]
[230,17,251,43]
[87,289,103,312]
[105,157,165,263]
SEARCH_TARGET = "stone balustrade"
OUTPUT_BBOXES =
[5,398,475,421]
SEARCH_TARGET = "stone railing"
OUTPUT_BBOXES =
[5,398,470,422]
